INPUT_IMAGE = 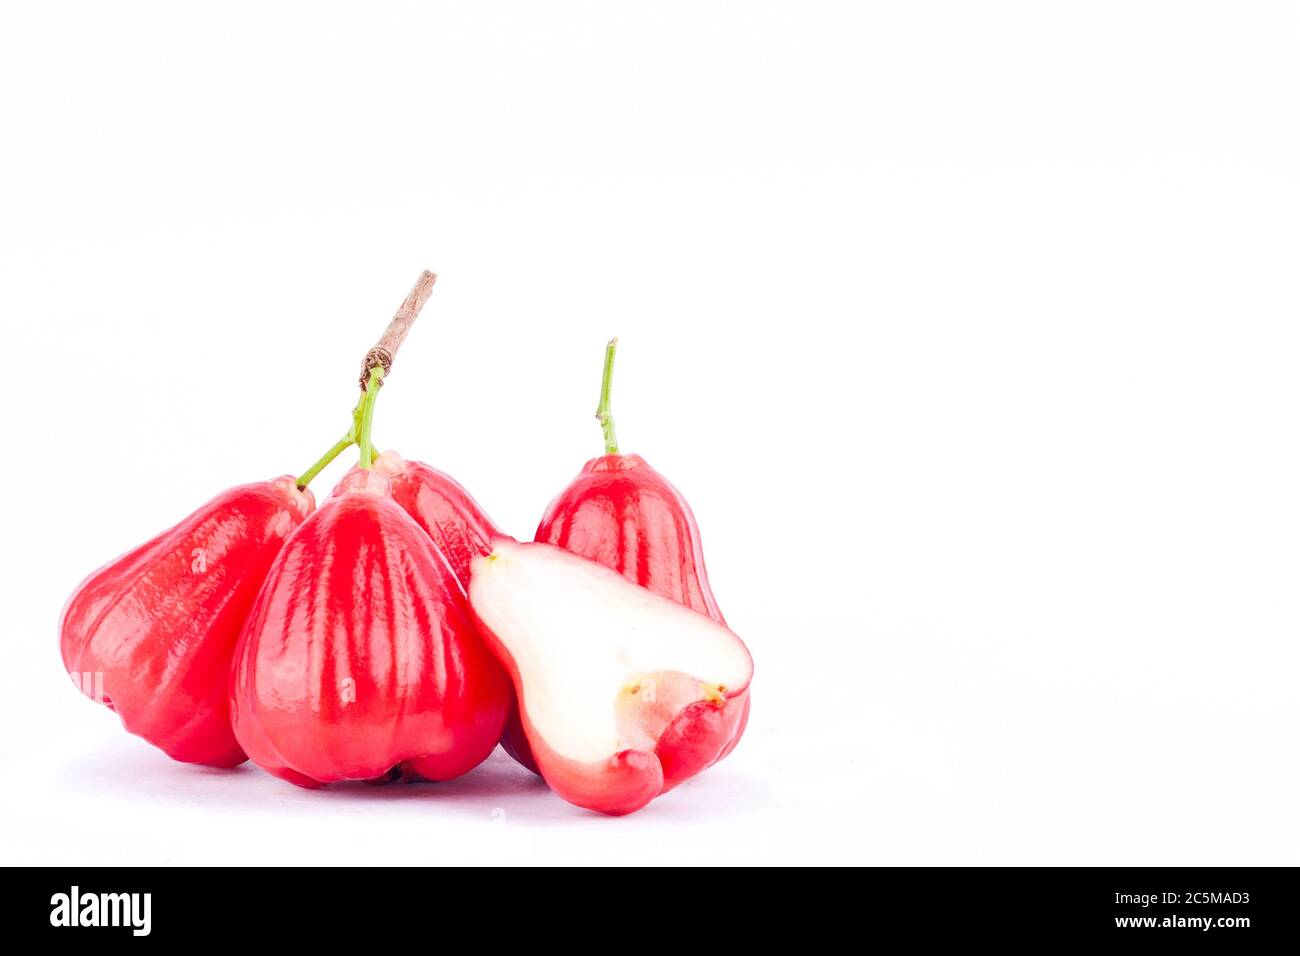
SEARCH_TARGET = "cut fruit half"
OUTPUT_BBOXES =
[468,540,752,815]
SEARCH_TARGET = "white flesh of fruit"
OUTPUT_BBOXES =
[469,541,751,764]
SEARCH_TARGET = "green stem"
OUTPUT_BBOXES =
[295,393,368,489]
[357,366,384,468]
[595,337,619,455]
[296,435,354,490]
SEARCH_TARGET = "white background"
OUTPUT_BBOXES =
[1,2,1297,866]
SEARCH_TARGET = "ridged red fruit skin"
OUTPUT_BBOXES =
[59,476,314,767]
[499,453,748,775]
[229,468,511,787]
[537,454,724,618]
[371,450,530,773]
[374,451,500,591]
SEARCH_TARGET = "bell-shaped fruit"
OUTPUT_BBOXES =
[469,540,753,815]
[59,476,314,767]
[369,449,532,773]
[230,468,511,787]
[372,450,500,590]
[507,339,748,773]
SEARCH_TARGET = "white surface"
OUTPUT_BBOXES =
[1,2,1298,866]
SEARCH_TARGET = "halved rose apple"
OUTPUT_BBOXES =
[468,540,752,815]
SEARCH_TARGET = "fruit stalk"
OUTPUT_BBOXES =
[595,337,619,455]
[359,269,438,388]
[296,421,359,490]
[296,271,437,488]
[357,367,383,469]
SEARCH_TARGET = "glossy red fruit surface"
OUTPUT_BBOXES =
[536,453,724,619]
[371,450,529,771]
[229,468,511,787]
[373,450,500,591]
[59,476,314,767]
